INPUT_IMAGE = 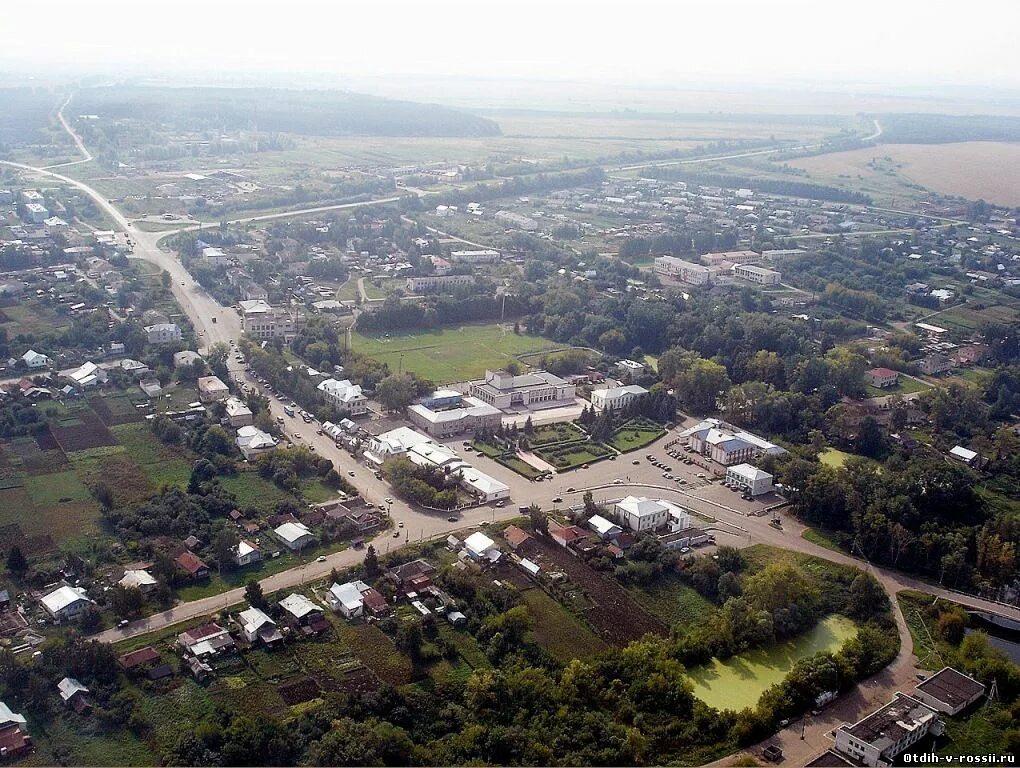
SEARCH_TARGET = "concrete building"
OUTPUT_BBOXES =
[616,359,646,376]
[405,274,475,293]
[457,467,510,502]
[834,693,943,767]
[680,418,786,466]
[238,300,305,341]
[173,350,203,368]
[949,445,980,467]
[316,378,367,416]
[762,248,804,260]
[725,463,774,496]
[494,210,538,231]
[449,249,500,263]
[613,496,686,532]
[913,667,985,715]
[24,203,49,224]
[654,255,711,285]
[197,375,229,403]
[468,369,575,412]
[407,392,502,437]
[701,250,761,266]
[732,263,781,285]
[235,425,277,460]
[918,353,953,376]
[144,323,182,344]
[590,384,647,412]
[224,396,254,427]
[865,367,899,389]
[200,246,229,266]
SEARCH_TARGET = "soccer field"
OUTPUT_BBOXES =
[351,324,560,383]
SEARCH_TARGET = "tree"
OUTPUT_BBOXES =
[6,546,28,577]
[375,374,415,412]
[245,579,268,611]
[364,545,380,579]
[528,504,548,535]
[110,585,145,619]
[212,526,240,574]
[675,358,731,414]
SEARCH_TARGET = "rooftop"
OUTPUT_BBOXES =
[915,667,985,710]
[841,693,938,752]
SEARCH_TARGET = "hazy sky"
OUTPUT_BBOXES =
[2,0,1017,91]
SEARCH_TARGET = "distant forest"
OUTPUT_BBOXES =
[0,88,58,145]
[876,113,1020,143]
[73,85,501,138]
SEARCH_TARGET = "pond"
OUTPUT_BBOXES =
[686,615,858,711]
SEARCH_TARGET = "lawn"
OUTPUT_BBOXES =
[522,587,607,662]
[801,527,847,554]
[534,441,614,471]
[351,324,559,383]
[818,447,853,469]
[608,419,666,453]
[219,472,298,513]
[528,421,587,446]
[496,454,544,479]
[864,376,929,397]
[625,576,718,629]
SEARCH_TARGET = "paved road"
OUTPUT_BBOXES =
[41,93,94,170]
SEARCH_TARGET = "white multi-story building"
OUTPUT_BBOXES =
[144,323,182,344]
[224,396,254,427]
[725,463,774,496]
[834,693,943,767]
[468,369,575,412]
[613,496,687,532]
[450,249,500,263]
[316,378,367,416]
[654,255,711,285]
[238,300,305,341]
[24,203,49,224]
[197,375,229,403]
[680,418,786,466]
[589,384,648,412]
[405,274,476,293]
[407,392,502,437]
[732,263,782,285]
[494,210,538,231]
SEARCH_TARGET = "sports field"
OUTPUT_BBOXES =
[351,324,559,383]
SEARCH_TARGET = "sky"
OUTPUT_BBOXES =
[2,0,1018,92]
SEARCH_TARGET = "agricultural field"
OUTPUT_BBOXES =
[624,575,718,629]
[521,587,607,663]
[0,297,73,338]
[351,324,559,383]
[527,536,667,645]
[789,141,1020,207]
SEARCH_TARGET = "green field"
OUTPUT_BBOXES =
[864,376,930,397]
[608,419,666,453]
[351,324,559,383]
[528,422,587,446]
[522,587,607,663]
[625,576,718,629]
[534,440,613,471]
[818,447,853,469]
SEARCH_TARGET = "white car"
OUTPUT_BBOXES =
[613,478,623,485]
[316,555,326,562]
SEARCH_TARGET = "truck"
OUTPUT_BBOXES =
[283,405,295,417]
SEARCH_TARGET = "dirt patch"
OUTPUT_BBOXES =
[22,450,68,476]
[34,431,60,451]
[528,536,667,646]
[80,454,154,507]
[0,522,55,556]
[92,396,145,427]
[49,410,118,452]
[277,677,321,705]
[335,667,380,697]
